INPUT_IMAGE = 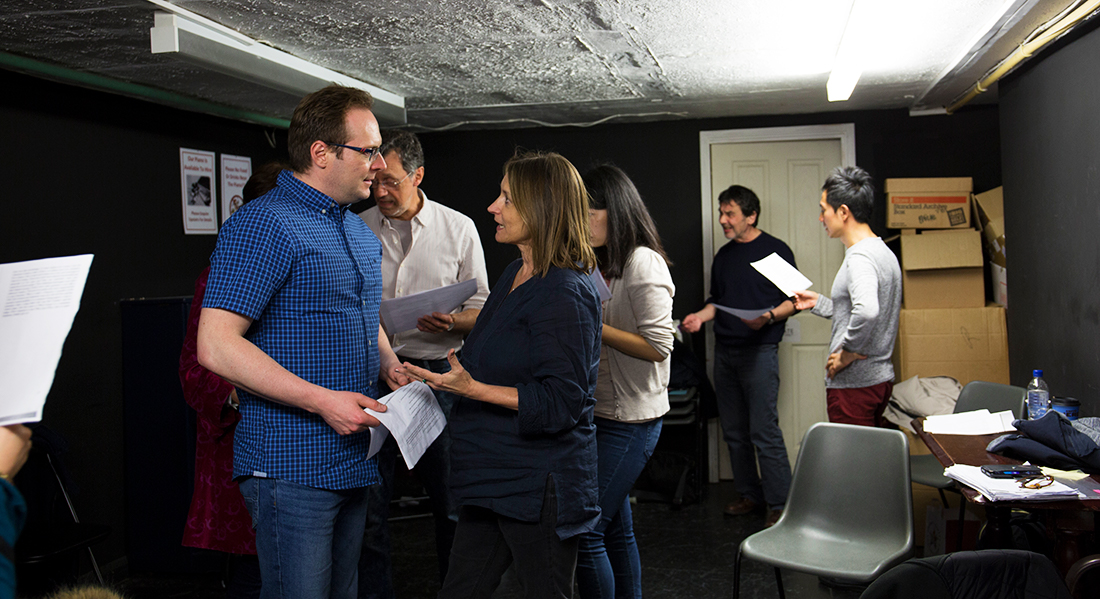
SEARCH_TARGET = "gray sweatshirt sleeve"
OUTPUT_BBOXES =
[811,294,834,319]
[840,252,882,354]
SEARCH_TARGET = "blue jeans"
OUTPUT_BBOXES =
[238,476,369,599]
[359,356,458,599]
[576,417,662,599]
[713,343,791,509]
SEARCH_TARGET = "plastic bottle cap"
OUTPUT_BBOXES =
[1033,369,1043,377]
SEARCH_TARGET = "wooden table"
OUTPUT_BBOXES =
[913,418,1100,575]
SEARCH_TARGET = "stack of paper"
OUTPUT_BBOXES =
[923,409,1016,435]
[944,464,1081,502]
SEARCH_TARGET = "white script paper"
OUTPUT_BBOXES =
[366,382,446,469]
[923,409,1017,435]
[380,279,478,334]
[588,269,612,303]
[750,253,813,297]
[714,304,775,321]
[0,255,94,425]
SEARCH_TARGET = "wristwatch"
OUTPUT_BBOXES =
[766,311,775,325]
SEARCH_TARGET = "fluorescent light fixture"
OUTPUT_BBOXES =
[150,10,405,125]
[826,0,866,102]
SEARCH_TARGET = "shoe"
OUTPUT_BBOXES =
[764,508,782,527]
[723,498,761,516]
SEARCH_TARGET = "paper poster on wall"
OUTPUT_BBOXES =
[221,154,252,224]
[180,148,217,235]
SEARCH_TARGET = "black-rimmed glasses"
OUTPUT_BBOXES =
[325,142,382,162]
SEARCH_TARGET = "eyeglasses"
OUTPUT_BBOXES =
[1018,475,1054,489]
[325,142,382,163]
[375,171,414,190]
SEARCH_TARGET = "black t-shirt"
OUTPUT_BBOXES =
[706,230,796,347]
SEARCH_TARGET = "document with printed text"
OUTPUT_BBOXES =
[0,255,94,425]
[366,381,446,469]
[379,279,477,334]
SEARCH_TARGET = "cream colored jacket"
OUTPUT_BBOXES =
[593,246,676,422]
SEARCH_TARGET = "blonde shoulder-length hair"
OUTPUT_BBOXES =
[504,151,596,276]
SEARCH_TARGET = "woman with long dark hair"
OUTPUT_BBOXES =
[576,165,675,599]
[401,152,602,599]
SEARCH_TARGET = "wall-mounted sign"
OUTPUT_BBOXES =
[180,148,217,235]
[221,154,252,224]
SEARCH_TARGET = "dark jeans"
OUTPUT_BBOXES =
[359,355,458,599]
[576,417,662,599]
[439,479,577,599]
[713,343,792,509]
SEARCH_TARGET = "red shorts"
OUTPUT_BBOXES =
[826,381,894,427]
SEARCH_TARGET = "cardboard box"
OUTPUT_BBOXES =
[900,229,985,309]
[886,177,973,229]
[974,186,1007,307]
[893,306,1010,385]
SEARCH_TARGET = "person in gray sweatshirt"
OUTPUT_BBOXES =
[793,166,901,427]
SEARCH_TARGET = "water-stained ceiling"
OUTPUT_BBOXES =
[0,0,1088,130]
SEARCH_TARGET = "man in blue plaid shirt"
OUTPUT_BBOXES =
[198,85,410,599]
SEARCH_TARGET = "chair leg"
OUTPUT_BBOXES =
[955,494,967,552]
[774,567,785,599]
[937,488,949,508]
[733,547,743,599]
[87,546,105,585]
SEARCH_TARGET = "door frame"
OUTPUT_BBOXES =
[698,124,856,481]
[698,123,857,297]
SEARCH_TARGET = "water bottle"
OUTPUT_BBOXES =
[1026,369,1051,420]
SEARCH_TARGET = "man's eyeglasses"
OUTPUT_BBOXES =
[375,171,414,190]
[326,142,382,162]
[1018,475,1054,489]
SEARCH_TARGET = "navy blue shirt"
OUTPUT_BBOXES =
[205,170,383,490]
[450,260,602,539]
[707,230,795,347]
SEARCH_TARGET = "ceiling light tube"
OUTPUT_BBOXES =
[827,1,864,102]
[150,11,405,125]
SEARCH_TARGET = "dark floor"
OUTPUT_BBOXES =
[104,481,865,599]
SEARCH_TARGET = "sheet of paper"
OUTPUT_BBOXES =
[365,381,446,469]
[588,269,612,303]
[0,255,94,425]
[945,464,1080,502]
[750,252,813,297]
[379,279,477,334]
[923,409,1017,435]
[367,424,390,460]
[714,304,775,321]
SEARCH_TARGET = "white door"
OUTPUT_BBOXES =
[700,126,853,480]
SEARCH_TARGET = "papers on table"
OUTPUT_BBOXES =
[588,269,612,303]
[365,381,446,469]
[923,409,1016,435]
[379,279,477,334]
[945,464,1080,502]
[0,255,93,425]
[750,252,812,297]
[714,304,775,321]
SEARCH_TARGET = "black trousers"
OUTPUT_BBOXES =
[438,479,578,599]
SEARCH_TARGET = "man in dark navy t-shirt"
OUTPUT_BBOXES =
[682,185,796,528]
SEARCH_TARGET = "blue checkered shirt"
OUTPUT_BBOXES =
[205,170,382,490]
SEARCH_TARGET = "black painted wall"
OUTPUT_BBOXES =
[999,21,1100,408]
[0,65,1001,570]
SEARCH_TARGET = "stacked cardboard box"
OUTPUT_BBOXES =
[888,178,1009,386]
[974,186,1007,307]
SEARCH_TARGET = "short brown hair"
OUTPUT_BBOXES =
[287,85,374,173]
[504,151,596,276]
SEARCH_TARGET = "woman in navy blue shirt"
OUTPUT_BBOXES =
[402,151,602,599]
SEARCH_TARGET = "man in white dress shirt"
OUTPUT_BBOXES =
[357,130,489,599]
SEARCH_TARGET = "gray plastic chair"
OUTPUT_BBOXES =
[733,422,913,599]
[909,381,1026,550]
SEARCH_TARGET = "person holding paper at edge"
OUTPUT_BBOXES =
[681,185,795,528]
[575,165,675,599]
[197,85,410,599]
[358,130,490,596]
[792,166,901,427]
[400,151,601,599]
